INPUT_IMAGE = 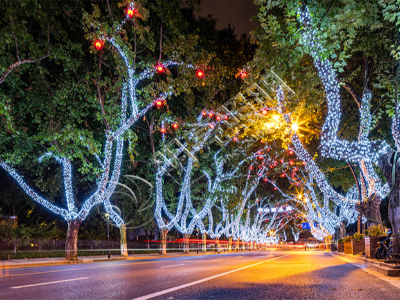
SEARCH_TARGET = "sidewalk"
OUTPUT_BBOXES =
[332,251,400,276]
[0,249,244,269]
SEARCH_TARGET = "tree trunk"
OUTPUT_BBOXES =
[120,224,128,257]
[160,228,168,255]
[339,223,346,239]
[216,237,220,253]
[228,237,232,251]
[38,244,42,252]
[250,241,253,251]
[356,194,382,228]
[65,219,82,260]
[237,238,240,251]
[379,152,400,253]
[202,232,206,253]
[183,233,189,254]
[242,241,246,251]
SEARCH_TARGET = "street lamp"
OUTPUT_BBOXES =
[105,213,110,259]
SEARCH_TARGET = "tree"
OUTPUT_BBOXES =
[0,1,202,260]
[3,223,31,254]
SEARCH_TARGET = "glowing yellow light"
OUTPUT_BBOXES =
[273,115,280,122]
[292,123,299,131]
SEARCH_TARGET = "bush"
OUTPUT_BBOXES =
[365,224,386,237]
[338,239,344,243]
[343,236,352,242]
[351,233,364,242]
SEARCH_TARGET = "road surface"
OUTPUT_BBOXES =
[1,250,400,299]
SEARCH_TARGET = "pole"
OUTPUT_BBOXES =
[106,215,110,259]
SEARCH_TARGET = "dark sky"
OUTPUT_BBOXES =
[196,0,258,36]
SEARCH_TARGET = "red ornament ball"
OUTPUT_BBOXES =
[196,70,205,79]
[94,40,103,50]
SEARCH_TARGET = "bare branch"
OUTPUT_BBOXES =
[336,78,361,108]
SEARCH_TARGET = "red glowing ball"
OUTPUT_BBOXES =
[209,124,214,129]
[196,70,205,79]
[94,40,103,50]
[202,111,207,116]
[216,116,221,121]
[224,115,229,120]
[250,166,253,170]
[258,156,263,160]
[294,167,298,172]
[274,187,277,190]
[261,109,268,116]
[127,8,137,18]
[160,128,166,133]
[155,100,163,107]
[302,161,306,165]
[264,178,268,182]
[156,64,164,74]
[289,150,294,155]
[281,173,285,178]
[289,161,294,165]
[172,123,178,130]
[233,137,238,142]
[240,71,248,79]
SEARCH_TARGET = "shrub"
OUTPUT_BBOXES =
[365,224,386,237]
[351,233,364,242]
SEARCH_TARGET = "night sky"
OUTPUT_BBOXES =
[196,0,258,36]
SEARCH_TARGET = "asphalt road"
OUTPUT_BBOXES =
[1,250,400,299]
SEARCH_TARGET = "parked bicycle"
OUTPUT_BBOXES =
[374,229,393,260]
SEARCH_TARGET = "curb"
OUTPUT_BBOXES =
[331,252,400,277]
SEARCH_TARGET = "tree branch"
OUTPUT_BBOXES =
[97,51,110,131]
[105,0,115,21]
[336,78,361,108]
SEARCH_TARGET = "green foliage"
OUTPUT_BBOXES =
[338,238,344,243]
[351,232,364,242]
[343,236,353,242]
[366,224,387,237]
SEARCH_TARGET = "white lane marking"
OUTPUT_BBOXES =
[160,264,185,269]
[132,254,289,300]
[210,259,222,261]
[330,254,400,289]
[10,277,89,289]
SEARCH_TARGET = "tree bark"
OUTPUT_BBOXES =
[183,233,189,254]
[120,224,128,257]
[357,194,382,228]
[65,220,82,260]
[160,228,168,255]
[379,152,400,253]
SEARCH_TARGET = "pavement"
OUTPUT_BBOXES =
[1,250,400,299]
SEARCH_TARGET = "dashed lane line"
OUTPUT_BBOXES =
[0,261,156,278]
[132,254,290,300]
[10,277,89,289]
[160,264,185,269]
